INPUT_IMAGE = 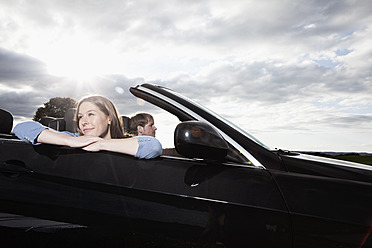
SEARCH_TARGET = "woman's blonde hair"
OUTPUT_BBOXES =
[74,95,125,138]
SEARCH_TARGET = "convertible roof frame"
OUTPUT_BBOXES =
[130,84,266,169]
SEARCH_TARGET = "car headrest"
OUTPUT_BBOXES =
[121,116,130,133]
[64,108,76,133]
[0,108,13,134]
[40,117,66,131]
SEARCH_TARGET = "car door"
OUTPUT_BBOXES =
[133,154,292,247]
[1,137,291,247]
[272,154,372,248]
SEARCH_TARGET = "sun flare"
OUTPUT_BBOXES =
[45,43,104,80]
[31,34,123,81]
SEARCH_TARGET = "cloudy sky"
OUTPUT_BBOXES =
[1,0,371,152]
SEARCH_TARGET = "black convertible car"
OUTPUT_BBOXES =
[0,84,371,248]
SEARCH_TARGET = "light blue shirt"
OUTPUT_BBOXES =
[13,121,162,159]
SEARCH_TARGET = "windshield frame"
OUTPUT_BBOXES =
[131,84,271,169]
[165,88,271,150]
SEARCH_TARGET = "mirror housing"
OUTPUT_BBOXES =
[175,121,229,160]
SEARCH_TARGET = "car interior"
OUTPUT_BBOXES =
[0,107,249,163]
[0,107,127,139]
[0,107,182,157]
[0,108,16,139]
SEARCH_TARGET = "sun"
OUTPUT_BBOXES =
[45,41,104,80]
[31,34,123,81]
[47,55,100,81]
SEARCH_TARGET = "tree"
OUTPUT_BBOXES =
[33,97,77,122]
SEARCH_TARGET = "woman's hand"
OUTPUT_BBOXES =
[37,129,102,148]
[67,136,103,148]
[81,139,103,152]
[82,138,139,156]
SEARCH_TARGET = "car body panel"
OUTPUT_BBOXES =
[273,153,372,247]
[0,139,291,247]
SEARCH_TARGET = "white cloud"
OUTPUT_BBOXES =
[0,0,371,152]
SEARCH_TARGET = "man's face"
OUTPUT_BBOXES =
[139,118,157,137]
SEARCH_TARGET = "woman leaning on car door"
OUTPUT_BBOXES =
[13,95,162,159]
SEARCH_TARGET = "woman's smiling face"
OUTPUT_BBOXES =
[78,101,111,139]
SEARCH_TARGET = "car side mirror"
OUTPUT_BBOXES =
[174,121,229,160]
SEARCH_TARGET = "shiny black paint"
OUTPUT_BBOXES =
[175,121,229,159]
[273,153,372,247]
[0,139,292,247]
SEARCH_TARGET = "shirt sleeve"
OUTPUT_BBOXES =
[135,136,163,159]
[13,121,79,145]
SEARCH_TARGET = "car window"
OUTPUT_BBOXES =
[152,110,180,149]
[127,105,250,164]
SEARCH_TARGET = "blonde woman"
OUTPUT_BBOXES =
[13,96,162,159]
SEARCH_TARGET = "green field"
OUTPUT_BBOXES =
[300,151,372,166]
[330,154,372,166]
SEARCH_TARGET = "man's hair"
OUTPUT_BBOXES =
[128,113,153,136]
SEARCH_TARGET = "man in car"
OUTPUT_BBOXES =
[128,113,157,137]
[129,113,182,157]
